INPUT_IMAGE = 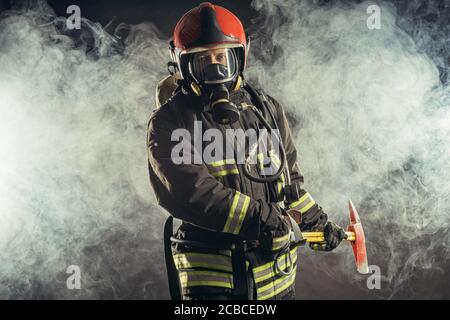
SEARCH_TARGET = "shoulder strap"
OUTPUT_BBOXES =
[164,216,182,300]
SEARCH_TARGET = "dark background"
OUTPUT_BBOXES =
[1,0,447,81]
[0,0,256,37]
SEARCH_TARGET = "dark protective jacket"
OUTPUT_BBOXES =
[147,83,324,300]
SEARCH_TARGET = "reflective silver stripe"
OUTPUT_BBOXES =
[253,250,297,284]
[257,150,281,171]
[179,270,233,289]
[289,192,316,214]
[173,252,232,272]
[269,150,281,168]
[272,233,291,251]
[253,248,298,284]
[270,151,285,195]
[257,152,267,170]
[209,159,235,167]
[222,191,250,235]
[256,267,297,300]
[257,151,285,195]
[206,159,239,177]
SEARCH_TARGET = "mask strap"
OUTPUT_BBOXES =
[190,82,202,96]
[231,75,243,92]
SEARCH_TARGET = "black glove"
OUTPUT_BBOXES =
[310,221,346,252]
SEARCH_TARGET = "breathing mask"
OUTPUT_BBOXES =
[189,47,241,125]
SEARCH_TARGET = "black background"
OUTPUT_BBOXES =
[1,0,447,81]
[0,0,256,37]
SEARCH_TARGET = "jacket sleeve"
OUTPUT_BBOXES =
[147,109,283,240]
[268,95,328,232]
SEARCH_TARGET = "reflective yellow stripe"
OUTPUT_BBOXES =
[270,150,281,168]
[210,159,236,167]
[253,248,298,283]
[254,254,297,284]
[258,274,296,300]
[254,250,297,283]
[257,270,297,300]
[173,252,232,272]
[234,194,250,235]
[211,168,239,177]
[257,151,281,170]
[182,280,232,288]
[253,248,297,273]
[272,233,290,251]
[277,172,285,194]
[290,192,309,208]
[289,192,316,213]
[179,270,233,289]
[208,159,239,177]
[273,234,290,244]
[257,153,265,170]
[257,151,284,197]
[223,192,240,233]
[301,200,316,213]
[222,192,250,235]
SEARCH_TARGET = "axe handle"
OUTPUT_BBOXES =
[301,231,356,243]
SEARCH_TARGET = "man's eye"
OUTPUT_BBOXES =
[217,54,225,61]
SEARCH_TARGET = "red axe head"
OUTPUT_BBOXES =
[346,200,369,274]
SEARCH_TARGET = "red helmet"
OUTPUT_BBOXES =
[170,2,248,93]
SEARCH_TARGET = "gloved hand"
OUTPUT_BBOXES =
[310,221,346,251]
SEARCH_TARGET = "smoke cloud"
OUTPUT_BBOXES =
[0,0,448,299]
[247,0,450,299]
[0,1,169,299]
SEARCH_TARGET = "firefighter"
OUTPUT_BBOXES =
[147,2,346,300]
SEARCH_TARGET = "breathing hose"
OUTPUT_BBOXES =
[241,84,291,185]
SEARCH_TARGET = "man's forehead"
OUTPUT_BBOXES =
[198,48,227,55]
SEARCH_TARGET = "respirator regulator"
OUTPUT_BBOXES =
[189,48,240,125]
[209,84,240,124]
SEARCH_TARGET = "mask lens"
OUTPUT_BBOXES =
[190,48,237,84]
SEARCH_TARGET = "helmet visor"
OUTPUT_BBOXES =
[189,48,238,84]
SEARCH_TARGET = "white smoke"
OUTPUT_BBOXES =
[0,2,168,298]
[247,0,450,298]
[0,0,448,299]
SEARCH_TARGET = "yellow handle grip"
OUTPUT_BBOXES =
[301,231,356,243]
